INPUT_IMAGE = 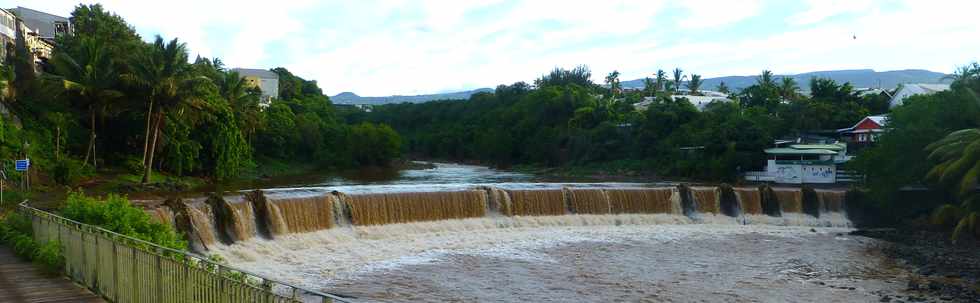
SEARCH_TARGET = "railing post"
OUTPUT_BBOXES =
[94,231,100,290]
[156,248,163,303]
[112,240,119,302]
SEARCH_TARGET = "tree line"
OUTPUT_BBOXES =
[0,4,401,186]
[354,66,891,181]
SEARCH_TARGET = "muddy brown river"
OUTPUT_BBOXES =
[213,218,920,302]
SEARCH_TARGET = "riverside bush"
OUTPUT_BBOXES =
[61,191,186,250]
[34,240,65,274]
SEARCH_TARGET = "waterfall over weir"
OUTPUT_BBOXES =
[146,185,854,251]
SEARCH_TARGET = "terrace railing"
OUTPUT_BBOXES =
[18,201,349,303]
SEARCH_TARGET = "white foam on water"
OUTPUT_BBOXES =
[210,213,853,291]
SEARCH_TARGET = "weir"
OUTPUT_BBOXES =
[505,189,568,216]
[605,187,678,214]
[691,187,720,214]
[772,188,803,213]
[150,185,851,252]
[733,187,763,215]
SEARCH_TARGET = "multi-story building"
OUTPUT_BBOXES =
[9,7,71,44]
[0,8,18,61]
[231,68,279,107]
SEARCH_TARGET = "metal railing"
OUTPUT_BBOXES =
[18,201,349,303]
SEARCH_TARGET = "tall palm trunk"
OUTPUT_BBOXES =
[142,110,164,184]
[142,98,155,164]
[83,108,96,169]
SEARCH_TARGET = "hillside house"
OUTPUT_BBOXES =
[889,83,949,108]
[837,115,888,149]
[231,68,279,107]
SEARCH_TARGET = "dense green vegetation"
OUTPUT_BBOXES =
[851,63,980,241]
[355,66,890,181]
[0,213,64,274]
[61,191,185,249]
[0,4,401,191]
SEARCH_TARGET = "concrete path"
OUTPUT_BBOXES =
[0,246,104,303]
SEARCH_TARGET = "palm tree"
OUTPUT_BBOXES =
[127,36,212,184]
[605,70,621,97]
[642,77,656,97]
[686,74,703,95]
[925,128,980,243]
[757,70,776,88]
[778,77,799,100]
[218,71,261,144]
[671,68,686,93]
[655,69,667,92]
[716,81,730,94]
[50,38,123,169]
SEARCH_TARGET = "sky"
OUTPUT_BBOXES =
[8,0,980,96]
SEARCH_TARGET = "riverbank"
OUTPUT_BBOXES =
[853,229,980,302]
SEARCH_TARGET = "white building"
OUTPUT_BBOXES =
[633,94,733,112]
[744,143,848,184]
[231,68,279,107]
[889,83,950,108]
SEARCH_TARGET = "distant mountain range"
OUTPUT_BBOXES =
[620,69,949,92]
[331,88,493,105]
[331,69,949,105]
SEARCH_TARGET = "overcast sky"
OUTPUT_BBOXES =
[7,0,980,96]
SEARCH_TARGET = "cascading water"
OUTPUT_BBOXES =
[145,206,175,226]
[816,190,847,213]
[344,190,487,225]
[564,188,611,214]
[265,194,335,235]
[186,201,219,249]
[733,187,763,215]
[772,188,803,213]
[505,189,567,216]
[224,198,258,241]
[605,187,678,214]
[164,185,854,255]
[691,187,720,214]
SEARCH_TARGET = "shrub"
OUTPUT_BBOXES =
[33,240,64,274]
[51,159,92,186]
[12,234,37,259]
[61,191,186,250]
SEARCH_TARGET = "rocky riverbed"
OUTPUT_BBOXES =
[853,229,980,302]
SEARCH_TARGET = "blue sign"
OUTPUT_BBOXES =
[15,159,29,171]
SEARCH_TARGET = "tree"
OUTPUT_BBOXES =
[716,81,730,94]
[535,66,593,88]
[686,74,703,95]
[655,69,667,92]
[757,70,776,88]
[642,77,656,97]
[216,70,261,144]
[778,77,799,100]
[671,68,685,93]
[127,36,212,183]
[50,38,123,169]
[605,70,621,97]
[925,128,980,242]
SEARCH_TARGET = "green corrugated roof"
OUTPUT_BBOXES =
[764,148,839,155]
[789,144,845,151]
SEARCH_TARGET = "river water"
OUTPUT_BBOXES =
[210,162,919,302]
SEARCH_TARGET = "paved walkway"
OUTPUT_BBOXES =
[0,246,104,303]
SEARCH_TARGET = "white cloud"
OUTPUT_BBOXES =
[4,0,979,95]
[787,0,875,25]
[677,0,762,29]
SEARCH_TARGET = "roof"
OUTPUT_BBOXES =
[230,68,279,79]
[671,95,733,110]
[789,144,845,151]
[9,7,67,39]
[837,115,888,133]
[889,83,950,108]
[764,148,839,155]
